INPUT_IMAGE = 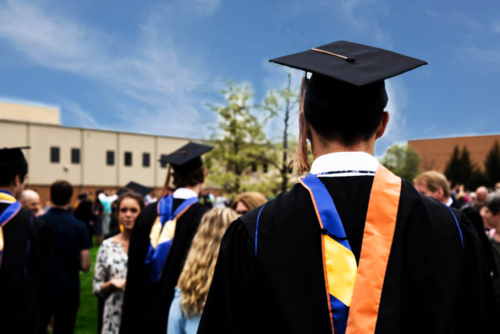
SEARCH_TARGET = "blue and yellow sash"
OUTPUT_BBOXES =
[0,190,22,268]
[299,164,401,334]
[145,194,198,283]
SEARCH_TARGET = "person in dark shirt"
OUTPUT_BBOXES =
[39,180,91,334]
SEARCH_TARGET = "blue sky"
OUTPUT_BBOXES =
[0,0,499,155]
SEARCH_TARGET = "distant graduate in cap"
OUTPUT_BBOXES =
[199,41,499,334]
[0,147,54,332]
[117,181,154,197]
[121,142,213,334]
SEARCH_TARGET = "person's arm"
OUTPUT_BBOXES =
[80,249,90,273]
[99,279,126,300]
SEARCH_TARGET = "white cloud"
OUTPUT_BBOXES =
[59,99,99,129]
[333,0,389,42]
[426,10,438,16]
[462,46,500,68]
[0,0,213,137]
[493,21,500,34]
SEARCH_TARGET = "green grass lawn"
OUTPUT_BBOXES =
[75,246,99,334]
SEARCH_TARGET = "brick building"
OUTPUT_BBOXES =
[408,134,500,173]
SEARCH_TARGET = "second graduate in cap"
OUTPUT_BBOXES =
[121,142,213,334]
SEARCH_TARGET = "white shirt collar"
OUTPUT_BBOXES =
[173,188,198,200]
[446,197,453,207]
[310,152,379,177]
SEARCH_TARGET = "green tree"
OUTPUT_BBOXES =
[205,81,274,194]
[444,146,462,186]
[380,143,421,181]
[459,146,474,187]
[263,73,299,192]
[484,140,500,187]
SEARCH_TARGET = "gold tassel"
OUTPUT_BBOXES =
[292,74,311,174]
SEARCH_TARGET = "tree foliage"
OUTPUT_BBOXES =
[380,143,421,181]
[263,73,299,192]
[485,140,500,187]
[444,145,462,186]
[205,81,274,194]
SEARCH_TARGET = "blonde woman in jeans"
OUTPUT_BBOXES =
[167,208,238,334]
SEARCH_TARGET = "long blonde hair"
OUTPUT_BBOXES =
[178,208,238,317]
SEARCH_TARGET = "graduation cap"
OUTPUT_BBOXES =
[117,181,153,197]
[158,142,213,176]
[269,40,427,172]
[0,147,30,174]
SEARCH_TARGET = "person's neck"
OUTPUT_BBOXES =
[0,186,15,196]
[184,184,202,197]
[51,204,68,209]
[310,137,375,161]
[120,229,132,241]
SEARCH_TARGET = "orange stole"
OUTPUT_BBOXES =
[301,164,401,333]
[346,164,401,333]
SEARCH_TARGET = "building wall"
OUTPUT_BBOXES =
[0,119,195,204]
[408,134,500,173]
[82,130,118,186]
[0,101,60,125]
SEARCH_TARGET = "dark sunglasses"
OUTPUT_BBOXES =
[236,210,249,215]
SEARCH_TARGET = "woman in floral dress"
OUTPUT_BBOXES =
[93,192,144,334]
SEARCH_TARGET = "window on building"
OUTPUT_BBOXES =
[106,151,115,166]
[160,154,168,168]
[143,153,150,167]
[71,148,80,164]
[124,152,132,166]
[263,163,268,173]
[50,147,60,163]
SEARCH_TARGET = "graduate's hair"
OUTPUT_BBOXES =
[178,208,238,318]
[171,165,206,189]
[0,170,27,187]
[413,171,451,199]
[231,192,267,211]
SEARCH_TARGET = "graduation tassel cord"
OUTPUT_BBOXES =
[160,165,173,198]
[293,74,311,174]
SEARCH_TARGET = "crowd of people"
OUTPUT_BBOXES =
[1,40,500,334]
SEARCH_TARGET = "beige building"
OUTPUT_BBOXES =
[0,102,193,204]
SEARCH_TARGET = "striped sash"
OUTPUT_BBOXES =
[145,194,198,283]
[299,164,401,334]
[0,190,22,268]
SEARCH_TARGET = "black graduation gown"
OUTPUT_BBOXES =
[120,199,208,334]
[199,176,500,334]
[0,205,54,334]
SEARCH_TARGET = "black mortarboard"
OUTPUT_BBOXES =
[158,142,213,176]
[0,147,30,174]
[270,40,427,87]
[269,41,427,173]
[117,181,153,197]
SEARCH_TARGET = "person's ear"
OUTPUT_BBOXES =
[375,111,390,139]
[14,175,21,187]
[437,187,444,200]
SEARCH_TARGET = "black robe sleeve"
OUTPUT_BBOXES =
[454,211,500,334]
[198,217,258,334]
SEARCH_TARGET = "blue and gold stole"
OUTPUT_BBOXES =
[0,190,22,268]
[299,165,401,334]
[145,194,199,283]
